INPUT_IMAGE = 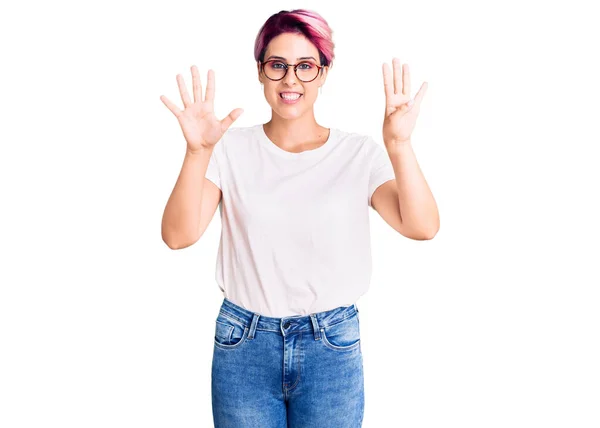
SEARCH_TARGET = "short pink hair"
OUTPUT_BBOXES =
[254,9,335,72]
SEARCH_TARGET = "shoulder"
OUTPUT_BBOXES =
[334,128,381,157]
[212,124,259,155]
[221,124,257,144]
[333,128,372,148]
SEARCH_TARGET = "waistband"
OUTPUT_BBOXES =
[217,297,359,339]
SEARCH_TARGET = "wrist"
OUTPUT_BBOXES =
[385,139,412,153]
[186,146,213,156]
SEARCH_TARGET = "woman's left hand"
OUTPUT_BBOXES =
[382,58,428,149]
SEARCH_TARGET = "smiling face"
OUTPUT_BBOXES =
[257,32,328,119]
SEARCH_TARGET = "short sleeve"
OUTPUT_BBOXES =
[367,137,396,208]
[205,148,221,190]
[204,134,226,190]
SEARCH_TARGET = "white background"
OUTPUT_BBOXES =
[1,0,599,427]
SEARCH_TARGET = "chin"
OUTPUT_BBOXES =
[276,109,304,118]
[273,100,313,115]
[269,103,303,116]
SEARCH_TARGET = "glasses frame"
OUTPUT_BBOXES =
[260,59,324,83]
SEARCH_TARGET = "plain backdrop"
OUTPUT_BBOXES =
[1,0,599,427]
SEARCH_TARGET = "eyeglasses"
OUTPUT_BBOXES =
[261,60,324,83]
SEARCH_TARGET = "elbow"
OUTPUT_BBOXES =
[163,236,197,250]
[162,233,180,249]
[163,238,182,250]
[162,225,200,250]
[400,224,439,240]
[421,224,440,240]
[421,231,437,240]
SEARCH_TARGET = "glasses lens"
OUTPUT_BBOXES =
[296,61,319,82]
[264,61,319,82]
[264,61,286,80]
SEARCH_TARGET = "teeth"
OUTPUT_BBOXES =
[281,93,301,100]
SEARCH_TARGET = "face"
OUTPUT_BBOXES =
[257,32,328,118]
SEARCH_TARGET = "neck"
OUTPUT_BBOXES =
[264,112,326,148]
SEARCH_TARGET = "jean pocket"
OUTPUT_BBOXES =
[320,314,361,352]
[213,312,249,349]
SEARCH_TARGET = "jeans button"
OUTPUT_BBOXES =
[283,321,290,329]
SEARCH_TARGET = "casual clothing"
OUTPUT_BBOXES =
[212,296,364,427]
[204,124,395,317]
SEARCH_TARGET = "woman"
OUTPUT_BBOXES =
[160,8,438,427]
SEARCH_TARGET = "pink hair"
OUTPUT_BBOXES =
[254,9,335,72]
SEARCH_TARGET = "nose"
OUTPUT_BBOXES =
[282,67,300,86]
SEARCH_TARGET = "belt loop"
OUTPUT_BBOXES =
[248,313,260,340]
[310,314,321,341]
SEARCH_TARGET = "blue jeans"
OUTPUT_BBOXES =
[211,297,365,427]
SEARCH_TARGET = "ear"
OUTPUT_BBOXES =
[257,61,264,85]
[319,65,329,87]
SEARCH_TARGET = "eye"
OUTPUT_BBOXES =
[271,62,286,69]
[298,62,314,69]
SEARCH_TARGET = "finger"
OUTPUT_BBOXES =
[220,108,244,132]
[159,95,182,118]
[393,58,402,94]
[191,65,202,104]
[382,63,393,100]
[176,74,192,108]
[205,69,215,103]
[414,81,428,108]
[403,63,411,96]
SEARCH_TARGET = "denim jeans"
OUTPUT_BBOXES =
[211,297,365,427]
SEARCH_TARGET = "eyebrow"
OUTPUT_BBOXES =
[266,55,317,62]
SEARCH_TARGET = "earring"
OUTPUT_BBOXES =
[319,85,323,95]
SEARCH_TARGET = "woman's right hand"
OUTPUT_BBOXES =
[160,65,244,153]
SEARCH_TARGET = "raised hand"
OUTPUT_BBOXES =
[382,58,427,149]
[160,65,244,153]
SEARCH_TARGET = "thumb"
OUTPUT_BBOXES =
[220,108,244,133]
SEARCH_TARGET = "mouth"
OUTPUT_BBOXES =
[279,92,303,103]
[280,92,303,97]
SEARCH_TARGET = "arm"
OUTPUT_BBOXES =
[372,140,439,240]
[376,58,437,239]
[161,147,216,249]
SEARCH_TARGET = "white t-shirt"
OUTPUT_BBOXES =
[204,124,396,317]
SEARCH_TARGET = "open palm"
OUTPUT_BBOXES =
[160,65,243,153]
[382,58,427,148]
